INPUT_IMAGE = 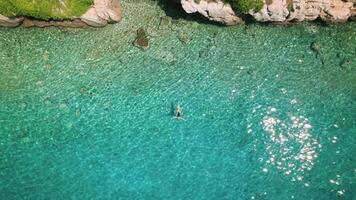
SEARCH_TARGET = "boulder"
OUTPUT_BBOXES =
[81,0,122,27]
[250,0,354,22]
[320,0,354,22]
[180,0,242,25]
[251,0,290,22]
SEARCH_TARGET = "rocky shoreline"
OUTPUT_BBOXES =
[0,0,355,28]
[0,0,122,28]
[181,0,356,25]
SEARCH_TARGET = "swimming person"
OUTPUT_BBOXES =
[176,104,182,120]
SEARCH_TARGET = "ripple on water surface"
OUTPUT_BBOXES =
[0,1,355,199]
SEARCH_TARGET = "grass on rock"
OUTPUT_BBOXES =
[224,0,264,14]
[0,0,93,20]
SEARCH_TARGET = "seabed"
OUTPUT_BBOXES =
[0,0,355,199]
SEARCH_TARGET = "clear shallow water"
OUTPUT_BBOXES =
[0,1,355,199]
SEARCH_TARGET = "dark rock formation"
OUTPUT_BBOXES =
[134,28,149,50]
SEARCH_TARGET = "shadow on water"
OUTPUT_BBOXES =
[155,0,226,27]
[170,102,175,117]
[154,0,276,27]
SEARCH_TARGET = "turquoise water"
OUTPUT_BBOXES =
[0,1,355,199]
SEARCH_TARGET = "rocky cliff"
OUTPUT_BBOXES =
[1,0,354,27]
[0,0,122,27]
[181,0,356,25]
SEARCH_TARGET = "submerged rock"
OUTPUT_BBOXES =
[155,50,176,64]
[59,103,69,113]
[177,33,191,44]
[310,41,325,65]
[310,41,321,53]
[134,28,149,50]
[159,16,172,29]
[337,53,352,69]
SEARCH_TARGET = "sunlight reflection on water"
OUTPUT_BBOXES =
[250,106,321,182]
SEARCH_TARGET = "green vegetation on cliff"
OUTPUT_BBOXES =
[224,0,264,14]
[193,0,263,14]
[0,0,93,20]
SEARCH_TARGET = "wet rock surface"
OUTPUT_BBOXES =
[21,18,88,28]
[0,14,24,27]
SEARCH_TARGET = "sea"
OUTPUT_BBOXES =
[0,0,355,199]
